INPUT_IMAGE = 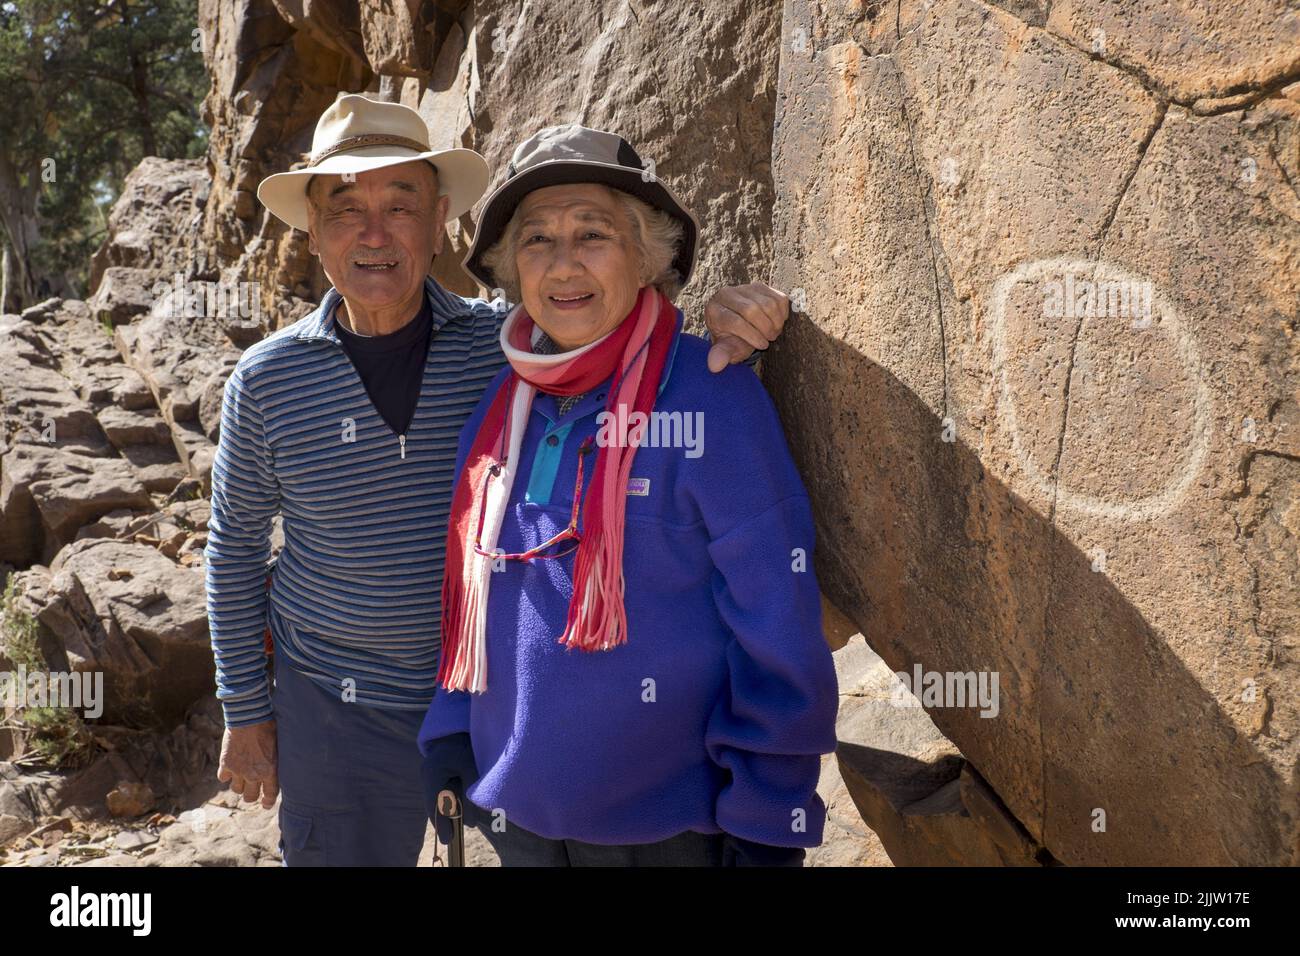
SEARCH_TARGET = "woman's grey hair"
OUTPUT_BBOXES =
[481,185,685,303]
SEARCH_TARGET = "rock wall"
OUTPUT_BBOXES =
[195,0,781,331]
[765,0,1299,865]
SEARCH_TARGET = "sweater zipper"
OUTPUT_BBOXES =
[326,300,422,462]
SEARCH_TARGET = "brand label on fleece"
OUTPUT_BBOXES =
[626,477,650,496]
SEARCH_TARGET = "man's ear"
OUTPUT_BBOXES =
[303,176,320,254]
[431,192,452,256]
[305,202,319,256]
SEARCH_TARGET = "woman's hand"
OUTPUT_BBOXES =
[420,732,480,842]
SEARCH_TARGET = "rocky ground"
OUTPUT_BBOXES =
[0,752,873,868]
[0,639,887,868]
[0,785,499,868]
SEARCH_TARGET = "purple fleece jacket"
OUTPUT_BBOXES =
[417,312,839,847]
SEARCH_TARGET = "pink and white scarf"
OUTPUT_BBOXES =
[437,284,676,692]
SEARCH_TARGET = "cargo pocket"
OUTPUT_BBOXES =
[278,804,328,867]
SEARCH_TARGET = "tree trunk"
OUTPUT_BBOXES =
[3,242,13,315]
[130,50,157,156]
[0,151,40,313]
[121,0,158,157]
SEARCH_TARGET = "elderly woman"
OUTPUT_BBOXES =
[418,125,838,866]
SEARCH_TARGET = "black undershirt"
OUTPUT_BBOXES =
[334,296,432,437]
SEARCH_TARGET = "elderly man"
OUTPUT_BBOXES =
[206,93,792,867]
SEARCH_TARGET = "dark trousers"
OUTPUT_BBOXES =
[273,654,429,866]
[474,811,726,866]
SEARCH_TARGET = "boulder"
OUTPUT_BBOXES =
[827,634,1050,865]
[18,298,63,325]
[72,509,141,543]
[838,748,1050,867]
[118,445,187,496]
[0,333,108,448]
[198,354,241,443]
[171,423,216,489]
[0,303,169,564]
[113,314,205,425]
[26,457,153,551]
[87,157,209,296]
[139,802,282,867]
[95,407,173,450]
[26,538,212,726]
[69,363,157,412]
[106,781,155,818]
[112,307,236,485]
[86,268,160,329]
[0,766,40,844]
[0,442,144,566]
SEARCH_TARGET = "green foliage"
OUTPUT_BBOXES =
[0,575,95,769]
[0,576,42,671]
[0,0,208,300]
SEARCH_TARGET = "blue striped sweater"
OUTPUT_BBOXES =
[205,278,507,727]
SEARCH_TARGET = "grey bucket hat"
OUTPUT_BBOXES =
[462,124,699,293]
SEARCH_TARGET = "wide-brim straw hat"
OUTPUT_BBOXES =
[463,124,698,293]
[257,92,489,233]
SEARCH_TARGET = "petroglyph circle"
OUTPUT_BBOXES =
[988,257,1212,522]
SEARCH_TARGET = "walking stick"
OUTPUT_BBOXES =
[435,789,465,867]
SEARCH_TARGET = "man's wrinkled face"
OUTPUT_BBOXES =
[306,160,448,318]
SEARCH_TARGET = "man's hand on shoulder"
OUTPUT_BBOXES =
[703,282,792,373]
[218,720,279,809]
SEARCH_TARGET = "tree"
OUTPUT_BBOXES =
[0,0,206,311]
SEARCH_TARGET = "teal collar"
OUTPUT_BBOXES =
[656,306,685,398]
[524,306,684,505]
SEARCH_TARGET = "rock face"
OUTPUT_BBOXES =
[0,304,182,566]
[196,0,380,327]
[196,0,780,331]
[87,158,210,328]
[21,538,213,726]
[831,635,1045,866]
[765,0,1299,865]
